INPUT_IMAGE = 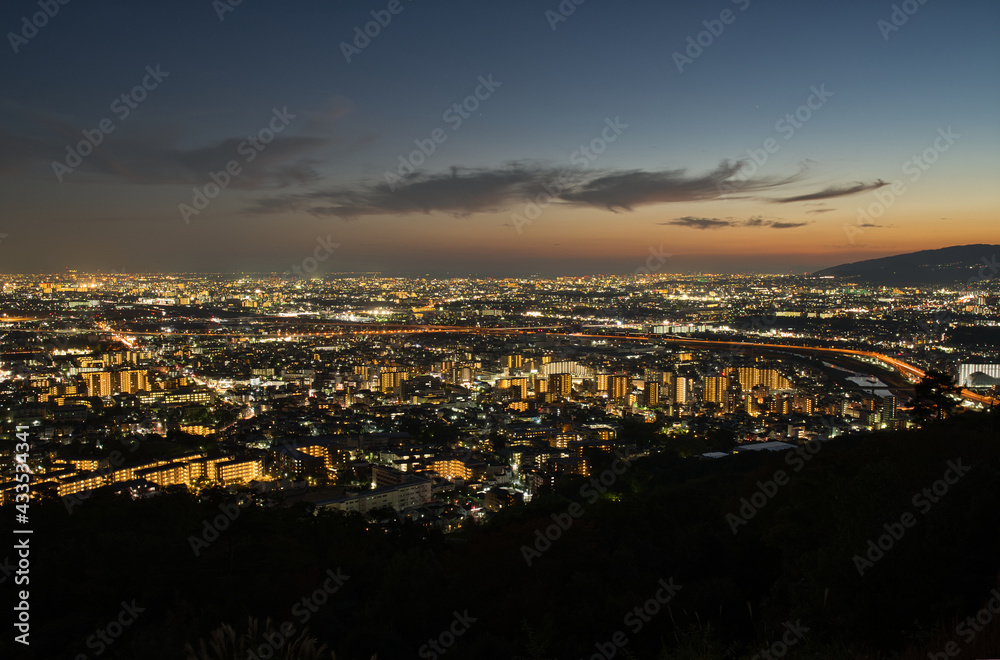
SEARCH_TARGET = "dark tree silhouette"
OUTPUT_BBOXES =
[911,369,960,422]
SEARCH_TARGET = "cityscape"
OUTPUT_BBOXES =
[2,264,999,657]
[2,0,999,658]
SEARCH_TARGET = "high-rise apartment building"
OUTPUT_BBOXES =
[610,375,629,403]
[644,381,660,407]
[703,376,727,404]
[549,373,573,398]
[85,372,113,397]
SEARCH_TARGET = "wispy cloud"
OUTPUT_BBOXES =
[771,180,887,203]
[661,216,811,230]
[557,161,804,211]
[660,217,735,230]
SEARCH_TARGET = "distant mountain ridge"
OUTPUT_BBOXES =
[813,244,1000,285]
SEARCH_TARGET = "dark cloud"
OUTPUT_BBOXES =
[294,165,566,219]
[558,161,805,210]
[661,216,811,230]
[248,160,816,218]
[661,217,736,230]
[1,100,885,219]
[100,134,331,188]
[806,208,835,214]
[771,180,887,203]
[0,101,344,188]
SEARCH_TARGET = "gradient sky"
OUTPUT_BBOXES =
[1,0,997,275]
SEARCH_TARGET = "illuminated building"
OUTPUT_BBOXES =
[509,377,528,399]
[136,462,190,487]
[674,377,689,404]
[380,369,408,394]
[703,376,727,404]
[548,432,579,449]
[102,352,126,366]
[432,456,486,482]
[542,360,593,377]
[610,375,629,403]
[179,425,213,436]
[958,364,1000,388]
[450,366,474,384]
[503,354,523,370]
[56,472,109,497]
[315,476,432,514]
[644,381,660,407]
[549,373,573,398]
[84,371,113,397]
[880,395,897,424]
[114,369,148,394]
[215,458,263,484]
[484,488,523,512]
[138,386,212,405]
[731,367,792,391]
[793,395,815,414]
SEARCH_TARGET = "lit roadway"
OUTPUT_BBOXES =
[572,332,999,407]
[36,322,1000,408]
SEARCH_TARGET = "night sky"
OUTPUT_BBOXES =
[1,0,997,275]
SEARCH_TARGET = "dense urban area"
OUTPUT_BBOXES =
[2,270,1000,659]
[2,271,997,520]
